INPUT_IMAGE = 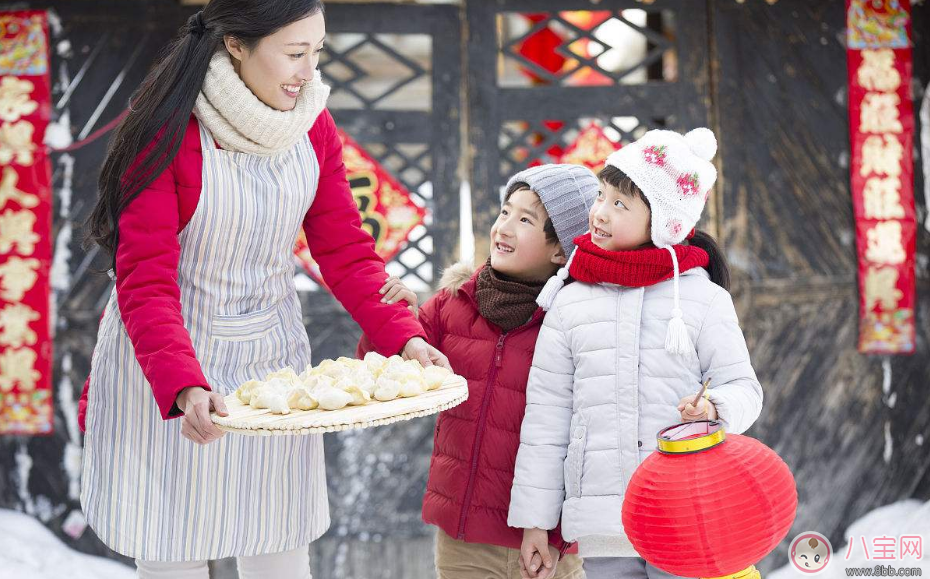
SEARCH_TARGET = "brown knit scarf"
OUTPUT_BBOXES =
[475,258,548,332]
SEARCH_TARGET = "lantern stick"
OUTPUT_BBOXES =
[689,378,712,416]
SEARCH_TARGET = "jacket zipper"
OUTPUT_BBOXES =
[456,332,507,539]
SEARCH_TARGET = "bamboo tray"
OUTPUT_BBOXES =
[211,375,468,436]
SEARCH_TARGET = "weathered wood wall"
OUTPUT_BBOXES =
[708,0,930,570]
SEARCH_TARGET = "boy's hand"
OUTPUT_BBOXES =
[379,275,418,314]
[677,395,718,422]
[520,528,557,579]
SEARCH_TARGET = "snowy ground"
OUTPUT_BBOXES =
[0,509,133,579]
[2,499,928,579]
[770,499,929,579]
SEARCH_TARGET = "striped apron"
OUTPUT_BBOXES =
[81,120,330,561]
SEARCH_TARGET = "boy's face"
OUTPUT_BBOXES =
[490,187,566,281]
[589,180,652,251]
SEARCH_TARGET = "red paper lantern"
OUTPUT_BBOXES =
[622,421,797,579]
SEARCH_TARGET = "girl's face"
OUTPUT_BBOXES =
[224,12,326,112]
[490,187,566,281]
[589,180,652,251]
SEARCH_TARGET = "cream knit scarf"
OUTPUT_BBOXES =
[193,50,330,156]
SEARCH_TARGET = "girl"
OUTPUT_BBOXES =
[507,129,764,579]
[362,164,598,579]
[79,1,448,577]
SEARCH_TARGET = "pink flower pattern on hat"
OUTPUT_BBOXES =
[677,173,701,197]
[643,145,668,167]
[667,219,683,238]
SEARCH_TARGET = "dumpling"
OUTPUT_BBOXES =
[308,375,335,394]
[252,391,290,415]
[310,359,349,379]
[336,356,364,370]
[373,377,401,402]
[236,379,262,404]
[287,388,319,411]
[344,384,372,406]
[423,366,452,391]
[399,378,427,398]
[383,363,419,383]
[296,394,318,411]
[363,351,387,375]
[384,355,405,371]
[348,368,376,395]
[263,378,292,394]
[404,359,424,372]
[316,387,354,411]
[264,368,299,385]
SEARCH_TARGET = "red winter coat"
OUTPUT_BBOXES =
[358,263,574,555]
[78,110,425,431]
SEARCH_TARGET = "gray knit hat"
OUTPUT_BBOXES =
[503,163,599,257]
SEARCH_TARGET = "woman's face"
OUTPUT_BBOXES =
[224,12,326,111]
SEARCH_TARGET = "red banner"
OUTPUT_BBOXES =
[846,0,916,354]
[0,10,53,434]
[294,129,426,288]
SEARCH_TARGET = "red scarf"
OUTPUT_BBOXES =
[568,233,709,287]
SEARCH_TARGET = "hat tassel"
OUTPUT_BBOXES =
[537,247,577,311]
[664,246,694,358]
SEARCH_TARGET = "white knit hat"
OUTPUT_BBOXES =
[605,128,718,248]
[599,128,719,358]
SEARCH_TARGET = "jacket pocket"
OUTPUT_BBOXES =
[564,416,587,499]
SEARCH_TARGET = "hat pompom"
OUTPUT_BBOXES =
[684,128,717,162]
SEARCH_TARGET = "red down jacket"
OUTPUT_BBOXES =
[358,262,574,554]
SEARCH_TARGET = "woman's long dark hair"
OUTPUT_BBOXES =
[85,0,324,265]
[598,164,731,290]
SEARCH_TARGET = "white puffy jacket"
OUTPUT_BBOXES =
[507,268,763,557]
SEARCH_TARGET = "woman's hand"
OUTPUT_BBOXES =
[379,275,417,314]
[176,387,228,445]
[677,394,718,422]
[402,337,451,371]
[520,528,558,579]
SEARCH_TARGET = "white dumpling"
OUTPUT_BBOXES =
[336,356,364,370]
[399,378,426,398]
[264,378,292,395]
[253,391,290,415]
[404,359,424,372]
[316,387,354,411]
[236,379,261,404]
[349,369,376,394]
[296,394,318,411]
[264,368,299,385]
[373,377,401,402]
[345,384,371,406]
[423,366,452,391]
[363,351,388,375]
[311,375,335,392]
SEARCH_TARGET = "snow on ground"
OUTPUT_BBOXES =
[0,509,133,579]
[770,499,929,579]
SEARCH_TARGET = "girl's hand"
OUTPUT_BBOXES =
[520,528,556,579]
[176,386,228,445]
[402,337,452,371]
[379,275,418,314]
[677,394,718,422]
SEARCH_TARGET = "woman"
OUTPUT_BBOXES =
[79,1,449,577]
